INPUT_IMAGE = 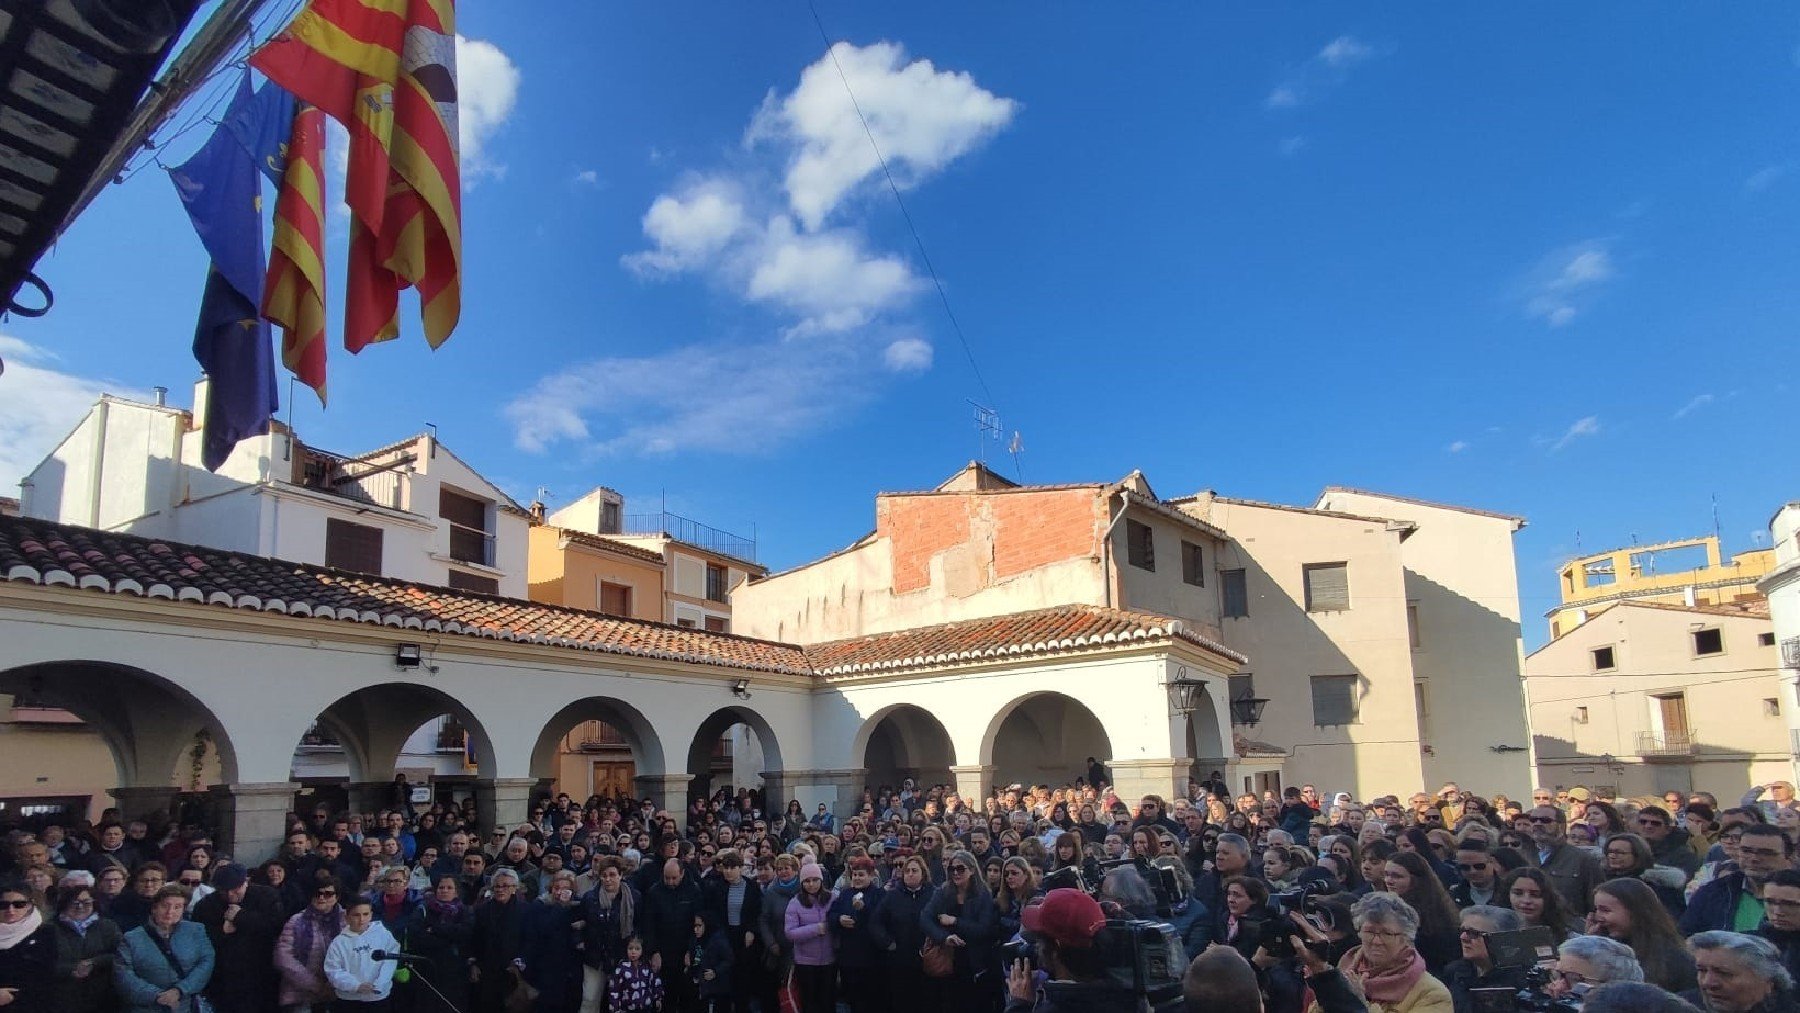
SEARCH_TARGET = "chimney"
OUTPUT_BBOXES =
[529,500,546,524]
[153,385,167,407]
[190,377,210,431]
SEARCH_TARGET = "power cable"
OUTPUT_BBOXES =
[803,0,995,404]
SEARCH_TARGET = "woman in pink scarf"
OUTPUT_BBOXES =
[1308,892,1451,1013]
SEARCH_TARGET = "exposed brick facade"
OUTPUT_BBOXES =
[992,489,1103,579]
[878,495,973,594]
[877,488,1103,595]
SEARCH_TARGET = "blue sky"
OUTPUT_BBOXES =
[3,4,1796,649]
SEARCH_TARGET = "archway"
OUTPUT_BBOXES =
[685,706,783,809]
[531,697,663,803]
[984,692,1112,790]
[291,683,495,817]
[0,661,240,825]
[856,705,955,791]
[1186,688,1228,785]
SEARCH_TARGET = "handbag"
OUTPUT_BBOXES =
[778,967,802,1013]
[145,928,215,1013]
[920,937,954,978]
[504,966,539,1013]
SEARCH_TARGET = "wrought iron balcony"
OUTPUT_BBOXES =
[624,510,756,562]
[1637,730,1696,758]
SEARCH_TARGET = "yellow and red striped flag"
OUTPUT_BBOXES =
[263,104,329,404]
[251,0,462,354]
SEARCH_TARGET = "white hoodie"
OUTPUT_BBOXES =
[324,921,401,1002]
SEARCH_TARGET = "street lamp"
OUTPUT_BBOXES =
[1168,675,1210,715]
[1230,695,1269,728]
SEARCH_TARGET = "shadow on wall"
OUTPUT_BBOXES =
[990,692,1111,789]
[1530,731,1765,799]
[862,705,955,793]
[1405,569,1531,784]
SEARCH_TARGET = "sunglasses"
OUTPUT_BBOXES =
[1458,927,1489,939]
[1,900,32,910]
[1527,817,1557,825]
[315,890,337,898]
[1455,862,1488,871]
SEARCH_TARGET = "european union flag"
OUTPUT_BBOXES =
[168,72,292,471]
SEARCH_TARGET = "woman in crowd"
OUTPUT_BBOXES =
[92,862,128,916]
[405,875,474,1013]
[1437,905,1530,1013]
[50,883,118,1013]
[110,862,167,935]
[921,850,997,1013]
[870,854,933,1013]
[1498,866,1582,945]
[1599,832,1688,918]
[1398,829,1458,889]
[1264,844,1304,890]
[0,879,55,1013]
[1314,892,1452,1013]
[521,869,584,1011]
[1219,876,1270,963]
[784,861,837,1013]
[274,879,343,1010]
[993,856,1039,946]
[1360,841,1398,897]
[1588,878,1698,994]
[115,885,214,1013]
[1383,851,1462,971]
[1585,802,1629,846]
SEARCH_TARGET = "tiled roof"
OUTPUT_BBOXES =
[1319,486,1527,526]
[550,528,667,565]
[1613,598,1771,620]
[0,515,811,676]
[803,603,1246,677]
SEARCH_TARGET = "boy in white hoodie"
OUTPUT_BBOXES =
[324,897,400,1008]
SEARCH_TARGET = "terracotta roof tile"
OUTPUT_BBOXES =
[0,515,810,675]
[549,528,667,565]
[802,603,1245,676]
[1612,598,1771,620]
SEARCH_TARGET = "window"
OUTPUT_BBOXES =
[1693,628,1724,656]
[706,563,730,603]
[1575,706,1590,724]
[1221,569,1249,618]
[1407,602,1421,651]
[1765,698,1782,718]
[704,616,729,633]
[598,582,632,618]
[324,518,383,576]
[1303,562,1350,612]
[1591,646,1616,671]
[439,487,493,566]
[600,500,621,534]
[676,618,697,629]
[447,571,497,594]
[1181,541,1205,587]
[1126,520,1155,571]
[1311,675,1359,726]
[1760,632,1777,647]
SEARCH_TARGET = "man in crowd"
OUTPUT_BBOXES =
[1450,840,1501,908]
[1635,805,1702,880]
[1684,824,1794,935]
[193,863,283,1013]
[1526,803,1605,915]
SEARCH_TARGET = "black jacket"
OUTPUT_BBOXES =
[641,876,705,960]
[193,884,284,1008]
[403,902,473,1012]
[1439,959,1530,1013]
[1761,924,1800,987]
[702,875,763,942]
[52,915,120,1013]
[828,885,886,968]
[0,921,56,1013]
[922,885,1000,976]
[471,895,527,974]
[869,881,932,971]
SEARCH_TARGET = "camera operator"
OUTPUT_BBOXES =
[1438,905,1531,1012]
[1002,888,1128,1013]
[1544,935,1643,1004]
[1250,890,1358,1013]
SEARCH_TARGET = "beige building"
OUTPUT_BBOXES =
[1549,535,1774,641]
[1756,502,1800,783]
[734,464,1534,798]
[1524,599,1784,799]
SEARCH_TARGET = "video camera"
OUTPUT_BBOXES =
[1466,928,1576,1013]
[1002,919,1187,1011]
[1257,877,1337,961]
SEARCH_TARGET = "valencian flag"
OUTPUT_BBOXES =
[168,71,293,471]
[263,103,330,405]
[250,0,462,353]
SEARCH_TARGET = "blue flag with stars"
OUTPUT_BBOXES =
[168,71,286,471]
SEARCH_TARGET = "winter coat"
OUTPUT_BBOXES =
[0,919,56,1013]
[273,909,340,1008]
[869,880,931,972]
[579,884,638,970]
[641,876,705,961]
[520,899,583,1007]
[1683,870,1757,936]
[1651,828,1703,879]
[366,889,423,934]
[688,925,735,998]
[52,915,119,1013]
[827,885,885,969]
[323,922,399,1001]
[784,890,836,966]
[192,883,283,1010]
[1526,843,1605,915]
[402,901,473,1012]
[703,873,763,943]
[921,884,999,977]
[607,958,664,1012]
[115,922,215,1013]
[760,878,801,962]
[1439,959,1529,1013]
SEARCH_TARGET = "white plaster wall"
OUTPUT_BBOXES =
[672,553,705,600]
[1114,515,1227,634]
[1764,505,1800,783]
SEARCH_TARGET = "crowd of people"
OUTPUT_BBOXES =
[0,771,1798,1013]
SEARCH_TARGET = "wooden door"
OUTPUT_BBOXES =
[591,761,636,800]
[1659,695,1690,743]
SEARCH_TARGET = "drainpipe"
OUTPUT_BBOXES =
[1100,490,1131,608]
[86,399,110,528]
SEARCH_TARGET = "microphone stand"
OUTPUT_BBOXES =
[387,954,460,1013]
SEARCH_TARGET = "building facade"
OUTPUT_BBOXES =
[1757,503,1800,783]
[1549,535,1775,641]
[1524,600,1785,799]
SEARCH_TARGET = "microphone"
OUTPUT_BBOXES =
[371,950,427,964]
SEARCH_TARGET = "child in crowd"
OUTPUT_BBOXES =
[324,897,400,1008]
[686,911,735,1012]
[608,935,665,1012]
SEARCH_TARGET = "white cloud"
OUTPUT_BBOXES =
[1523,241,1615,326]
[748,41,1018,230]
[883,337,933,373]
[504,337,874,456]
[1266,35,1384,110]
[1549,415,1600,452]
[1278,135,1307,157]
[744,217,917,332]
[1446,440,1469,454]
[622,179,749,275]
[573,169,600,185]
[454,35,521,183]
[1672,393,1715,420]
[0,336,138,491]
[1745,164,1787,194]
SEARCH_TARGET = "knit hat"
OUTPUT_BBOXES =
[799,862,825,882]
[212,863,248,891]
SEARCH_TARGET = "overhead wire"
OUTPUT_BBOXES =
[803,0,995,405]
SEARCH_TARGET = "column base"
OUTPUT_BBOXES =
[950,765,995,809]
[632,773,693,819]
[473,778,539,834]
[209,782,298,866]
[108,786,180,823]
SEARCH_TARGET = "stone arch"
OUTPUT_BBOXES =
[1186,689,1228,771]
[982,691,1113,789]
[530,696,665,790]
[298,683,496,784]
[684,706,784,803]
[0,660,241,789]
[854,704,956,790]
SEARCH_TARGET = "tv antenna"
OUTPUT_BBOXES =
[970,400,1002,463]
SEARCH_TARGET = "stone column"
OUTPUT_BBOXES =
[950,764,995,807]
[788,768,866,819]
[108,786,181,824]
[211,782,298,865]
[633,773,693,819]
[758,770,793,815]
[473,778,538,833]
[346,781,392,816]
[1108,758,1189,810]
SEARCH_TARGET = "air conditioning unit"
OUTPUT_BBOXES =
[1783,636,1800,669]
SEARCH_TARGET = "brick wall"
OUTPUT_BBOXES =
[878,489,1102,595]
[879,495,973,594]
[992,490,1103,579]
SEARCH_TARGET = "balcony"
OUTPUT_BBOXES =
[446,521,496,567]
[625,510,756,562]
[436,717,468,752]
[295,446,412,512]
[1638,729,1697,759]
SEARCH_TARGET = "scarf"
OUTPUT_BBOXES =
[592,885,635,939]
[427,897,464,918]
[1342,945,1426,1005]
[60,911,100,937]
[0,908,42,949]
[292,905,344,963]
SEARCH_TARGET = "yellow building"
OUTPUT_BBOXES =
[1549,535,1774,640]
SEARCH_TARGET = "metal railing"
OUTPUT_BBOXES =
[1638,730,1697,756]
[446,521,495,567]
[624,510,756,562]
[296,447,410,512]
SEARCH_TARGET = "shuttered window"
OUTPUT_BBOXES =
[706,563,729,602]
[1303,562,1350,612]
[325,519,383,576]
[447,570,497,594]
[439,488,493,566]
[1311,675,1359,726]
[1126,520,1155,571]
[1181,541,1205,587]
[599,582,632,618]
[705,616,728,633]
[1221,569,1248,618]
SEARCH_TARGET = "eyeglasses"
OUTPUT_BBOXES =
[1456,862,1489,872]
[1,900,32,910]
[1554,970,1596,986]
[950,866,972,875]
[68,898,94,908]
[1357,928,1406,942]
[1527,817,1557,825]
[1458,927,1489,940]
[178,878,202,887]
[1738,846,1786,859]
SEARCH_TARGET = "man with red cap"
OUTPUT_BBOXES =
[1004,888,1139,1013]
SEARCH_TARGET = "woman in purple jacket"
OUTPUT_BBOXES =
[782,862,836,1013]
